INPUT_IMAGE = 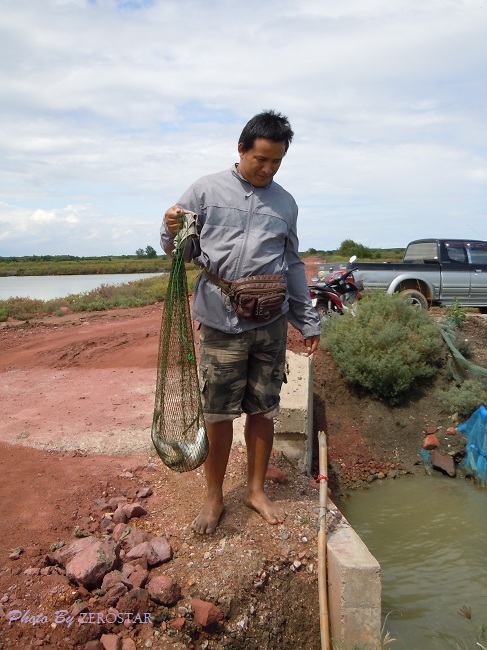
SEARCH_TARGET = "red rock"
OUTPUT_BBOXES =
[116,587,150,615]
[426,426,438,434]
[147,575,181,606]
[121,563,136,578]
[122,503,147,519]
[112,504,128,524]
[70,600,88,616]
[121,527,151,551]
[125,542,149,561]
[132,557,148,571]
[121,639,137,650]
[108,496,128,509]
[423,434,439,450]
[112,523,130,541]
[147,537,172,567]
[65,538,120,589]
[447,427,457,435]
[24,546,42,557]
[136,487,153,499]
[100,634,121,650]
[431,450,456,477]
[128,567,149,589]
[170,617,186,630]
[125,537,172,567]
[51,536,97,567]
[137,625,154,641]
[191,598,223,627]
[102,570,132,591]
[265,464,287,484]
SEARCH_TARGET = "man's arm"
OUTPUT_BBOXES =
[284,220,321,343]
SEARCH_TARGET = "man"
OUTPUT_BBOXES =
[160,110,320,534]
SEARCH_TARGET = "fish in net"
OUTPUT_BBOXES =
[151,211,209,472]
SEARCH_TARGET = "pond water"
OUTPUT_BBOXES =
[337,474,487,649]
[0,273,162,301]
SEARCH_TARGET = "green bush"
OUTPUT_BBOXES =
[445,297,468,328]
[321,291,443,404]
[435,379,487,418]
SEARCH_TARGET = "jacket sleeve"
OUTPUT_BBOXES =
[284,218,321,338]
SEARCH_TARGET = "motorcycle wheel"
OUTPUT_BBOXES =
[316,299,343,323]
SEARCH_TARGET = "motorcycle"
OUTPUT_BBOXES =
[309,255,363,322]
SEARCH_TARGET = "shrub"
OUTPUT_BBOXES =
[445,297,468,328]
[435,379,487,418]
[321,291,443,404]
[1,297,43,320]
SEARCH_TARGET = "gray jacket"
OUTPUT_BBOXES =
[160,165,321,338]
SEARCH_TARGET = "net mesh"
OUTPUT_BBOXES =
[439,321,487,486]
[439,322,487,384]
[151,224,208,472]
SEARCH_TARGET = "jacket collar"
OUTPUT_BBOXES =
[231,164,273,190]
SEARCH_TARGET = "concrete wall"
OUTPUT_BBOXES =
[326,504,382,647]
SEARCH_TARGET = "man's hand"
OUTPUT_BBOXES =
[164,205,184,235]
[304,335,320,356]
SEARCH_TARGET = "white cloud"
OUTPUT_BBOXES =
[0,0,486,256]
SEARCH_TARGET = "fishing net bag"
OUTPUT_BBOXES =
[151,212,209,472]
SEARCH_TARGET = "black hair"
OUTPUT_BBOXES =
[238,109,294,153]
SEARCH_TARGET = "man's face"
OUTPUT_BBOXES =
[237,137,286,187]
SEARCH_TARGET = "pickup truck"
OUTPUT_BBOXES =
[322,239,487,311]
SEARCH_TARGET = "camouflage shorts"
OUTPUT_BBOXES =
[198,316,287,420]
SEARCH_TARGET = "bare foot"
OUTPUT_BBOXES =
[191,498,224,535]
[244,491,285,525]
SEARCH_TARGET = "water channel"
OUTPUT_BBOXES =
[337,474,487,649]
[0,273,162,301]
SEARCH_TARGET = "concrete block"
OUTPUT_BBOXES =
[233,350,314,474]
[326,513,381,647]
[274,351,313,474]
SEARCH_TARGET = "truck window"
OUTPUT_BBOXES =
[403,242,437,263]
[468,243,487,265]
[444,242,467,264]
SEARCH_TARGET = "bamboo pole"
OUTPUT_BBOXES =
[318,430,331,650]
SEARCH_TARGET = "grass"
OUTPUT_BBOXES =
[0,267,201,321]
[0,256,172,277]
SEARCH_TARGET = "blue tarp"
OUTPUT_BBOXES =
[458,405,487,486]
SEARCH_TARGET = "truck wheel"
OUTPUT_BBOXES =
[400,289,428,310]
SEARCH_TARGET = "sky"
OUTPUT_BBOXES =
[1,0,486,257]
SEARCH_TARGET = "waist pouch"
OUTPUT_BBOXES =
[204,270,286,323]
